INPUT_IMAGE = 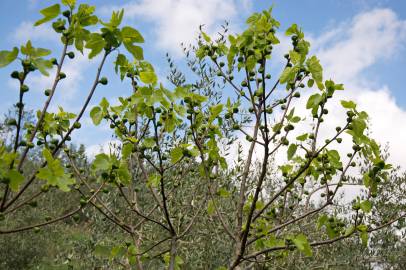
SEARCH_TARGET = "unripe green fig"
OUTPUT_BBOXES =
[219,62,225,67]
[62,10,71,18]
[59,72,66,79]
[6,118,17,126]
[73,122,81,129]
[67,51,75,59]
[241,80,248,87]
[80,198,87,206]
[72,213,80,222]
[99,77,108,85]
[265,74,271,79]
[10,71,19,79]
[293,92,300,98]
[19,140,27,147]
[21,84,29,93]
[50,58,58,65]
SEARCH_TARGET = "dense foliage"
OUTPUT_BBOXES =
[0,1,404,269]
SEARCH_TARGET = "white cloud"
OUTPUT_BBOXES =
[312,8,406,166]
[86,139,122,159]
[314,8,406,82]
[101,0,252,56]
[12,21,59,44]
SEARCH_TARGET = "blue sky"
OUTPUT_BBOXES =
[0,0,405,164]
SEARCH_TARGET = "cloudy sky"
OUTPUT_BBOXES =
[0,0,405,166]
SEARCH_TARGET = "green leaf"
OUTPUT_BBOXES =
[296,133,308,141]
[123,42,144,60]
[121,143,133,159]
[207,200,215,215]
[147,174,160,188]
[291,116,301,123]
[121,26,144,43]
[34,48,51,58]
[340,100,356,109]
[90,106,103,125]
[62,0,76,8]
[289,50,301,65]
[344,225,355,236]
[209,104,223,122]
[217,188,230,198]
[306,93,322,110]
[32,58,53,76]
[139,71,157,85]
[170,147,183,164]
[85,33,106,59]
[317,214,328,229]
[292,234,312,256]
[287,144,297,160]
[286,23,300,36]
[327,150,342,168]
[360,200,372,213]
[7,169,24,192]
[201,32,211,42]
[279,66,299,84]
[92,154,111,170]
[36,149,75,191]
[307,79,314,88]
[94,244,111,258]
[0,47,18,68]
[117,163,131,184]
[360,231,368,246]
[306,56,323,88]
[34,4,61,26]
[143,138,156,148]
